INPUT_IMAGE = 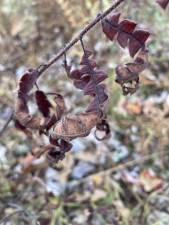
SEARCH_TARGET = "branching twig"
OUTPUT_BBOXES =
[37,0,125,77]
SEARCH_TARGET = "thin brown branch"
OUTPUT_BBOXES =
[80,37,101,115]
[73,149,169,185]
[0,110,13,137]
[0,209,26,224]
[37,0,125,77]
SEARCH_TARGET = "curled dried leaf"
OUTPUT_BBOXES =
[39,92,66,133]
[15,120,32,138]
[53,93,66,120]
[15,69,43,130]
[35,90,52,118]
[15,112,42,129]
[115,49,148,95]
[33,144,65,163]
[15,94,42,129]
[18,69,39,97]
[51,112,99,141]
[94,119,111,140]
[34,137,72,163]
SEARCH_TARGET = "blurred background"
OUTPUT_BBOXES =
[0,0,169,224]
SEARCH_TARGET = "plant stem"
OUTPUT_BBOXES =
[80,37,101,115]
[0,110,13,137]
[37,0,125,77]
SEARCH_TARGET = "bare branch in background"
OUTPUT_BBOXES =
[0,110,13,137]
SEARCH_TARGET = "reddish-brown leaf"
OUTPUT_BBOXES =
[69,69,82,80]
[102,13,121,40]
[73,75,90,90]
[157,0,169,9]
[35,90,52,118]
[129,30,150,57]
[59,139,72,152]
[16,69,40,130]
[84,71,107,95]
[18,69,39,96]
[102,13,150,58]
[117,20,137,48]
[15,95,29,114]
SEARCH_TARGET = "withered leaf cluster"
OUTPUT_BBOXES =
[65,49,108,114]
[64,47,110,140]
[14,51,110,163]
[115,49,149,95]
[14,5,168,164]
[102,13,150,94]
[102,13,150,57]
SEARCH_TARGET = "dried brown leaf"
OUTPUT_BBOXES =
[51,112,99,141]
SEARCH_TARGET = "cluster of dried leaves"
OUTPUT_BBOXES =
[14,42,112,164]
[14,0,168,164]
[102,12,150,94]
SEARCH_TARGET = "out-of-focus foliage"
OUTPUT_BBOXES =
[0,0,169,225]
